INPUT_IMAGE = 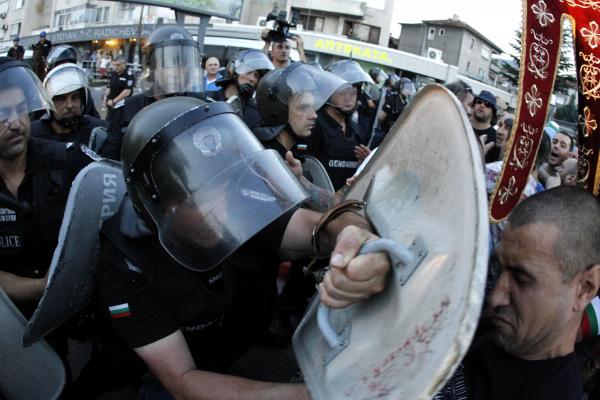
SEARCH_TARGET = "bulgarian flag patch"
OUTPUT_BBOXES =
[109,303,132,319]
[582,297,600,339]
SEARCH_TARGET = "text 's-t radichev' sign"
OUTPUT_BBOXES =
[104,0,243,20]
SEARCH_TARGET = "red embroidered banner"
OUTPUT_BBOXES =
[490,0,600,221]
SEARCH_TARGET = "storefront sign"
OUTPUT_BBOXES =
[103,0,243,20]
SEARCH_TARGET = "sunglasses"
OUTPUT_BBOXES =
[475,98,493,108]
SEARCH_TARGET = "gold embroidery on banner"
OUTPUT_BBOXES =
[579,106,598,137]
[581,21,600,49]
[580,52,600,100]
[509,123,538,170]
[498,176,518,205]
[559,0,600,10]
[528,30,553,79]
[525,84,543,116]
[578,146,594,189]
[531,0,556,27]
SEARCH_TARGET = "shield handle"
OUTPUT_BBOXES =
[317,238,428,364]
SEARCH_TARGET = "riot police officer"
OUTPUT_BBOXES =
[377,76,415,138]
[31,63,108,145]
[100,24,204,160]
[207,49,274,128]
[254,62,346,158]
[97,96,390,399]
[0,57,95,313]
[298,60,369,190]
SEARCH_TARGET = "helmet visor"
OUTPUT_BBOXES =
[330,61,374,86]
[235,51,274,75]
[281,64,347,112]
[143,44,204,96]
[44,64,88,98]
[140,113,308,271]
[0,65,54,121]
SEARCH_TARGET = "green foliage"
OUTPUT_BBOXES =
[554,96,578,123]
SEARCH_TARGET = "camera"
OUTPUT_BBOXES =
[265,6,299,42]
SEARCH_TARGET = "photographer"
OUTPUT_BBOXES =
[260,8,306,68]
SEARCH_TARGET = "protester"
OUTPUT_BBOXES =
[203,56,222,91]
[436,186,600,400]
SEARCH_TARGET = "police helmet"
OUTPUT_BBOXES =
[326,60,373,86]
[46,45,83,71]
[141,25,204,97]
[44,63,88,101]
[256,62,347,126]
[122,96,307,271]
[396,77,416,98]
[216,49,274,96]
[0,57,54,121]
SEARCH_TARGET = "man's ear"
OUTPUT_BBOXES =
[574,264,600,312]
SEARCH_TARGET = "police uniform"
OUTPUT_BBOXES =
[97,196,293,371]
[357,90,377,144]
[108,68,135,103]
[0,138,94,315]
[33,39,52,58]
[380,89,406,134]
[31,114,109,145]
[304,109,361,190]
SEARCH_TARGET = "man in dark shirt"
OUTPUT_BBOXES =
[7,37,24,61]
[471,90,497,163]
[32,62,108,145]
[0,58,94,313]
[33,31,52,59]
[435,187,600,399]
[103,55,134,120]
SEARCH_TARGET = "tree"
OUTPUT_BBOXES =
[498,24,577,94]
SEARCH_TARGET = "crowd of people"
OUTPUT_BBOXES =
[0,23,598,400]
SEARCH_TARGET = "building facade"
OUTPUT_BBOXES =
[239,0,395,47]
[397,16,503,83]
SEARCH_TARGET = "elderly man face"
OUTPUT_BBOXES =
[205,57,220,77]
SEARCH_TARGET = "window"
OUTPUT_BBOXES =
[301,14,324,32]
[481,46,491,60]
[428,27,435,40]
[469,38,475,50]
[466,61,471,71]
[350,22,380,44]
[10,22,20,36]
[438,28,445,37]
[15,0,24,9]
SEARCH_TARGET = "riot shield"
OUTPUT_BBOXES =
[23,160,126,345]
[0,286,65,400]
[303,155,335,192]
[293,84,489,399]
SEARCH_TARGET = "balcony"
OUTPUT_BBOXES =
[292,0,366,17]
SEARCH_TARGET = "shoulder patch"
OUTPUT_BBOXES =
[108,303,132,319]
[79,144,103,161]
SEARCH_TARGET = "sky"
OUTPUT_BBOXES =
[377,0,523,56]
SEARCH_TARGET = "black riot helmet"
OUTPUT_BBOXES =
[256,62,347,126]
[216,49,274,97]
[122,96,307,272]
[0,57,54,122]
[46,44,83,71]
[326,59,375,102]
[141,25,204,97]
